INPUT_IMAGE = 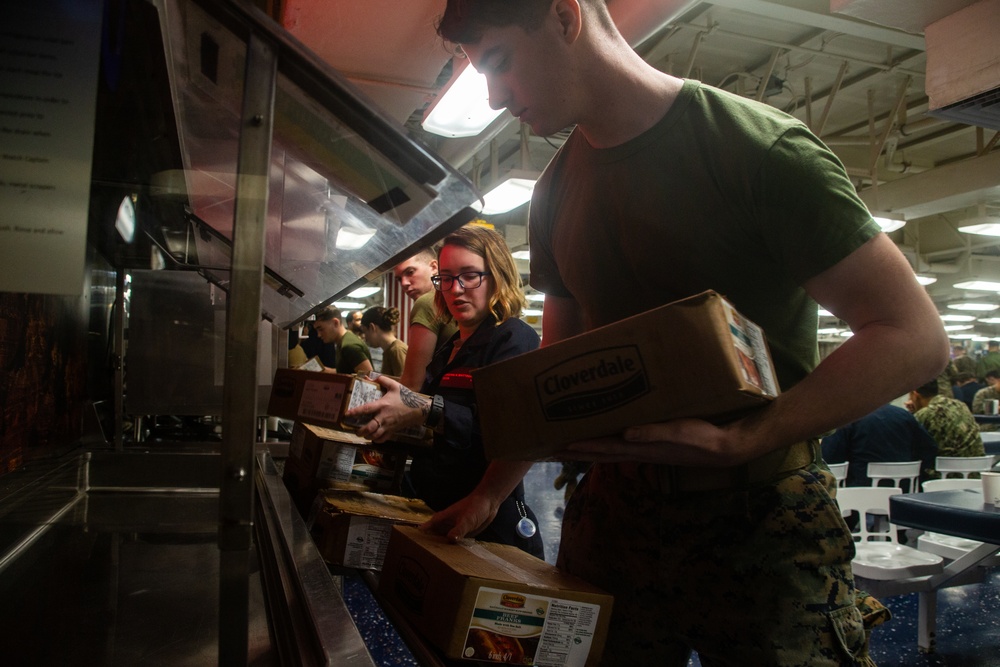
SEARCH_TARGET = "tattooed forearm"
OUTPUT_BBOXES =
[400,386,431,420]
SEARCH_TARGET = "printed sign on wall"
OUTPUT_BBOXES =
[0,0,102,295]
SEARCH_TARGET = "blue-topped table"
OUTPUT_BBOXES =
[973,414,1000,425]
[889,489,999,652]
[983,439,1000,459]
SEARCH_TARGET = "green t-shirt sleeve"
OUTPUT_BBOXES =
[753,125,881,285]
[409,293,442,333]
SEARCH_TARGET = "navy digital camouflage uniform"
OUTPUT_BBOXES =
[970,384,1000,432]
[971,385,1000,418]
[975,349,1000,382]
[913,395,986,477]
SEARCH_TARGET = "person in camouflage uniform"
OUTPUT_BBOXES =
[952,343,976,377]
[909,378,985,478]
[975,340,1000,381]
[971,370,1000,421]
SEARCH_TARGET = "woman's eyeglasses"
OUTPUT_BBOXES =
[430,271,491,291]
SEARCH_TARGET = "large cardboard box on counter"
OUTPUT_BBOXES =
[379,526,612,666]
[474,291,780,460]
[282,422,405,512]
[310,490,433,570]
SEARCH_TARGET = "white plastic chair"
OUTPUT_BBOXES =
[835,487,944,582]
[934,455,995,478]
[867,460,921,493]
[826,462,848,487]
[915,480,1000,566]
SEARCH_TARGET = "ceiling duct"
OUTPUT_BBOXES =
[931,87,1000,133]
[924,0,1000,131]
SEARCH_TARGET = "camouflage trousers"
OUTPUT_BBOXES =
[557,459,890,666]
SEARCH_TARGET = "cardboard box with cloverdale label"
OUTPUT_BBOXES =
[379,526,612,666]
[474,291,780,461]
[310,490,434,570]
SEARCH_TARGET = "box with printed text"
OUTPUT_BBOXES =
[267,368,432,446]
[473,291,780,461]
[378,526,612,666]
[310,490,434,570]
[281,422,404,513]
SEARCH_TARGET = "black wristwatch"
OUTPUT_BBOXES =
[425,394,444,428]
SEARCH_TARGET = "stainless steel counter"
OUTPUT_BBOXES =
[0,446,378,666]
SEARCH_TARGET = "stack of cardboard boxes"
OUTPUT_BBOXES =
[268,368,432,569]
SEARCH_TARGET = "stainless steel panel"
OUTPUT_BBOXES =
[125,269,278,416]
[155,0,479,327]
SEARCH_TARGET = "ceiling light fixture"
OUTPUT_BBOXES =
[957,204,1000,236]
[348,285,381,298]
[915,274,937,286]
[944,324,975,331]
[478,169,539,215]
[953,279,1000,291]
[940,314,976,322]
[976,317,1000,324]
[947,301,1000,311]
[870,210,906,233]
[422,59,504,138]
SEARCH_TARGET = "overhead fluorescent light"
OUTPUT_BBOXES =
[818,308,834,317]
[817,327,843,335]
[947,301,999,311]
[870,210,906,233]
[422,59,504,138]
[333,301,364,310]
[349,286,381,298]
[976,317,1000,324]
[953,279,1000,291]
[944,324,975,331]
[525,293,545,302]
[915,274,937,286]
[940,314,976,322]
[958,215,1000,236]
[478,169,538,215]
[951,333,979,340]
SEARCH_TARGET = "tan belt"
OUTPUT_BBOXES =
[655,440,818,495]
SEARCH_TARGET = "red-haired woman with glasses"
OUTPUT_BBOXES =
[347,225,544,558]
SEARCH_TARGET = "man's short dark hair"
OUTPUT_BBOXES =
[437,0,613,44]
[314,307,339,323]
[954,371,975,383]
[986,370,1000,381]
[915,378,940,398]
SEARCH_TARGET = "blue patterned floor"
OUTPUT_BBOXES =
[342,462,1000,665]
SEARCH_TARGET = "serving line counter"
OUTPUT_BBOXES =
[889,489,1000,653]
[0,445,439,666]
